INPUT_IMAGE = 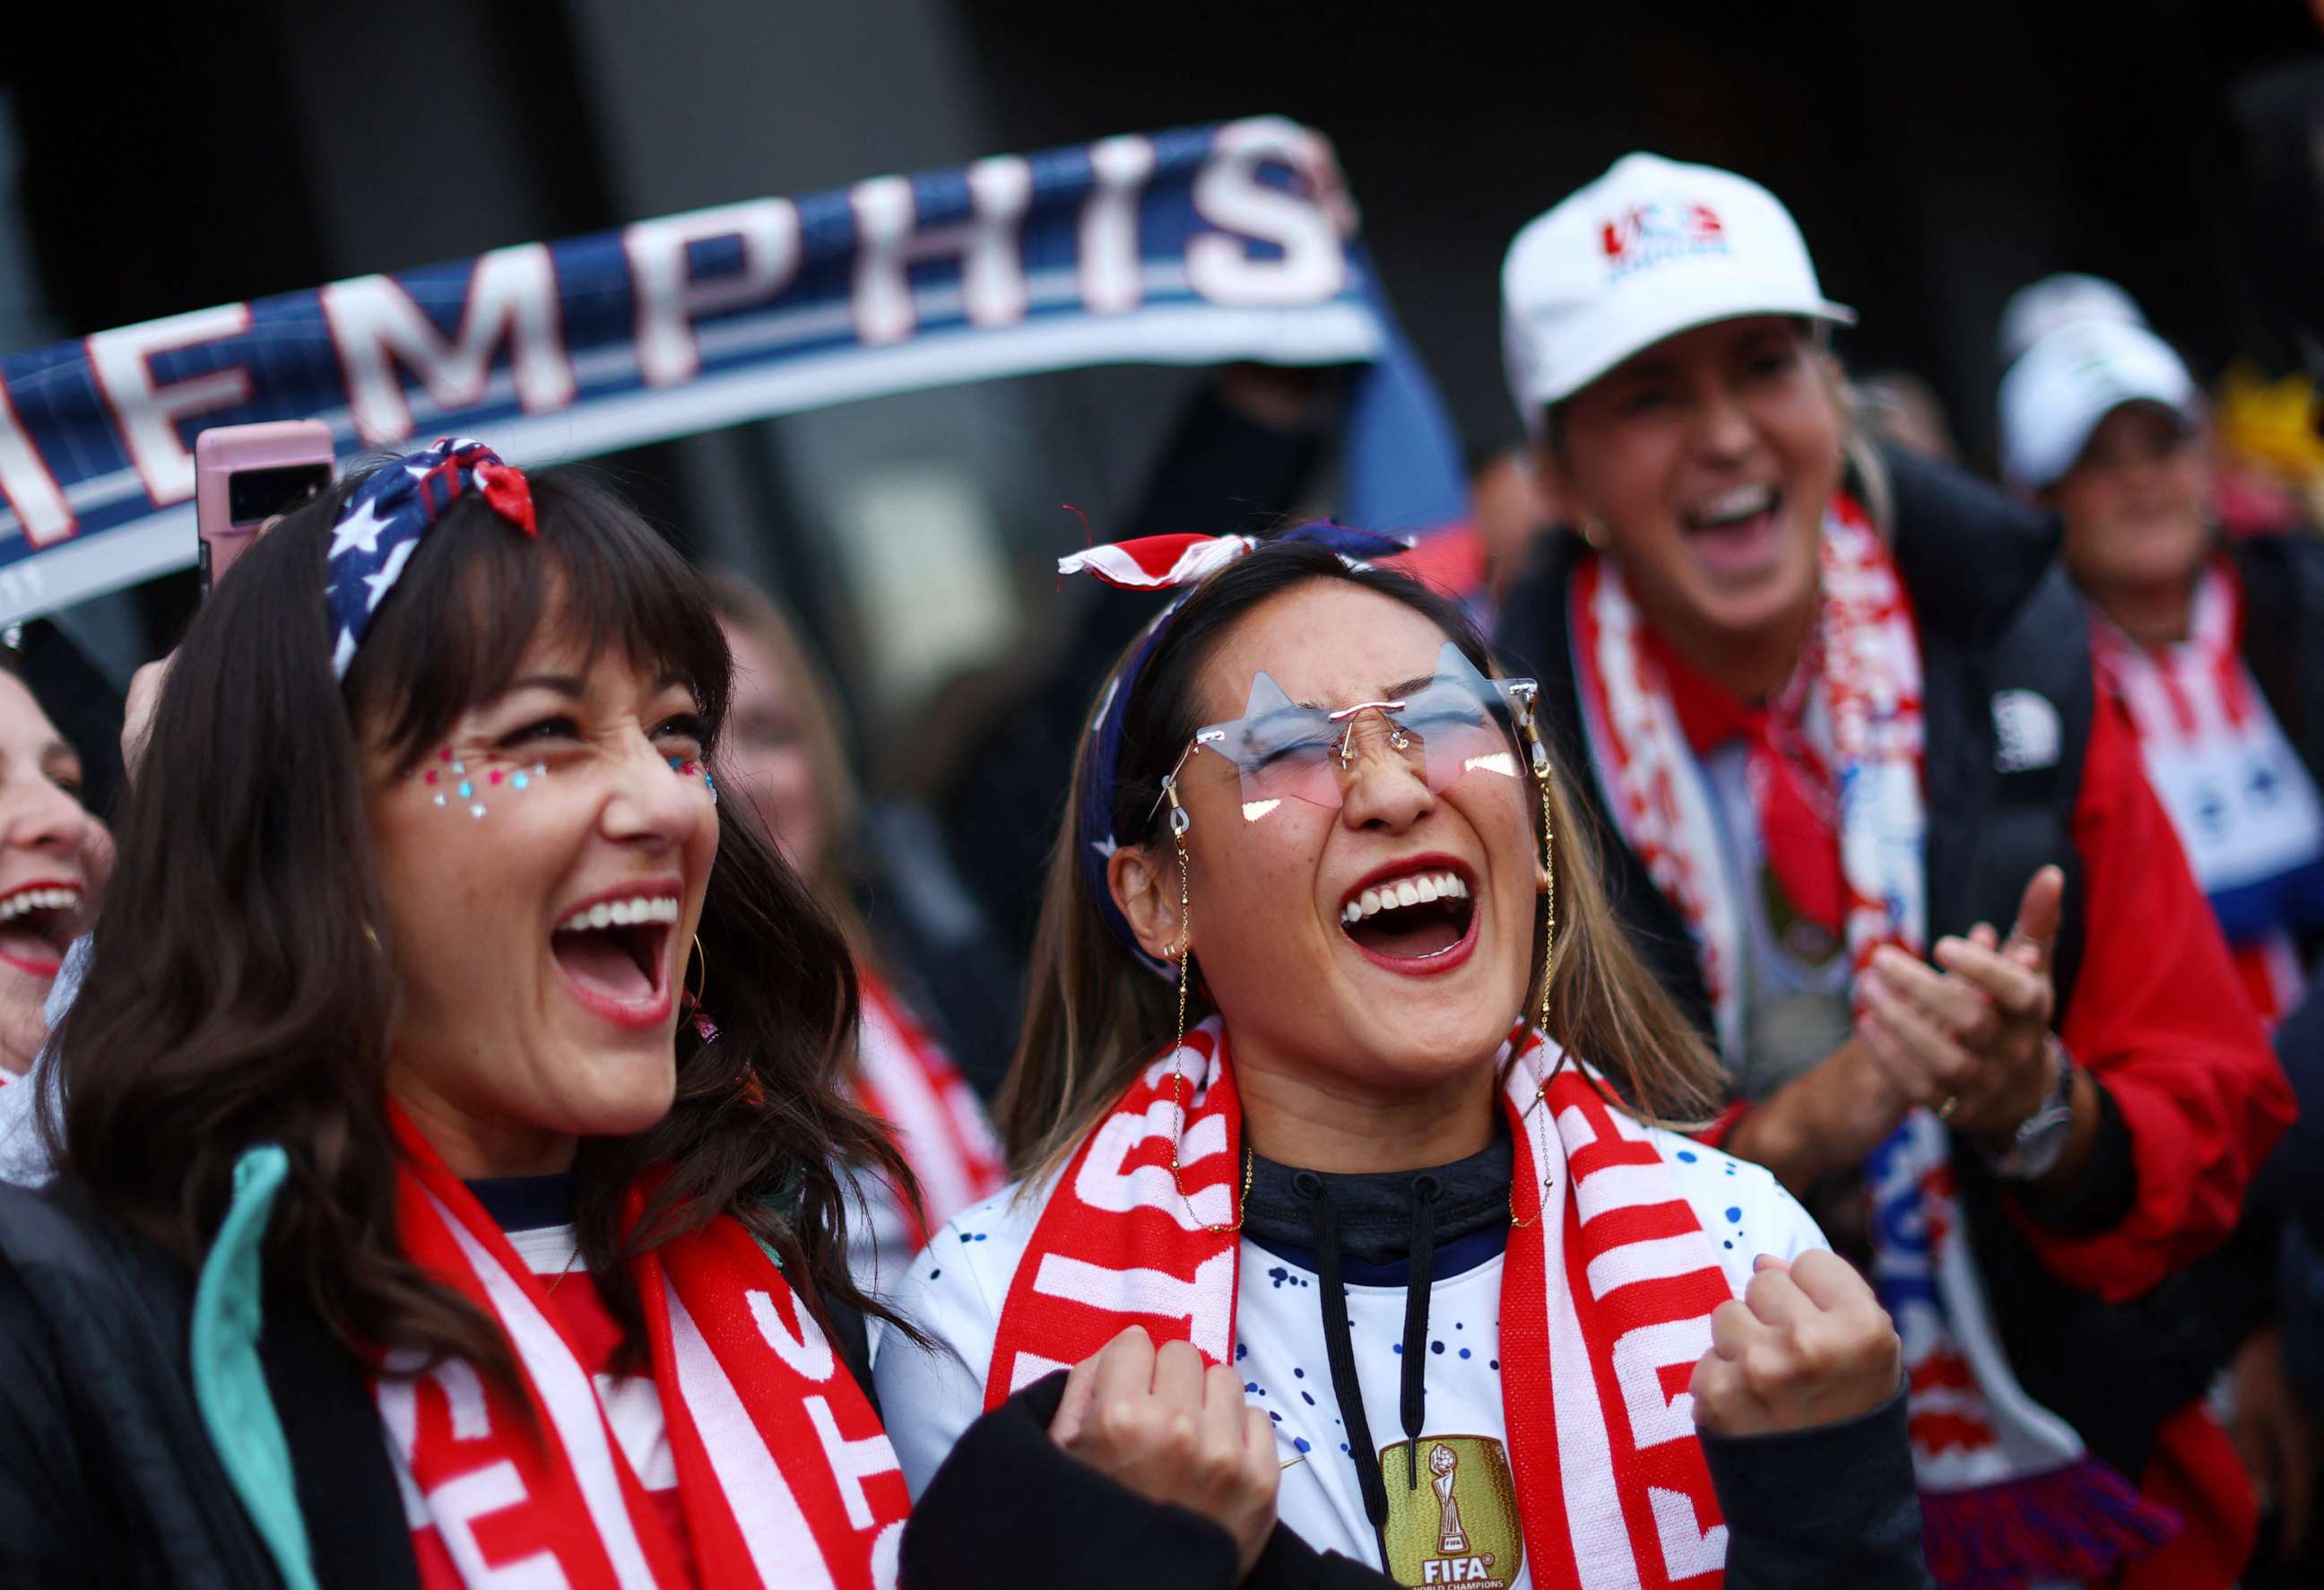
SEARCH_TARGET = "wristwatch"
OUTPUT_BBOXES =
[1985,1037,2077,1182]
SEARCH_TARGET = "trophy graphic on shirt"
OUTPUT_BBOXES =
[1429,1443,1468,1553]
[1378,1433,1520,1587]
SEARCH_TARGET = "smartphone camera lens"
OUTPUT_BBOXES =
[227,462,333,526]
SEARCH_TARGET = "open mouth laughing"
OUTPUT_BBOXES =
[0,881,85,979]
[1681,482,1785,578]
[549,882,681,1030]
[1337,856,1479,975]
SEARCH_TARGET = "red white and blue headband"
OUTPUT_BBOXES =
[1063,523,1410,977]
[325,438,536,677]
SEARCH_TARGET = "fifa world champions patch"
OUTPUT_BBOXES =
[1378,1435,1523,1588]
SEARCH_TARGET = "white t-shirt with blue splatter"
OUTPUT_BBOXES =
[872,1128,1824,1586]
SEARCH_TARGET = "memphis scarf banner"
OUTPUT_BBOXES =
[0,117,1468,623]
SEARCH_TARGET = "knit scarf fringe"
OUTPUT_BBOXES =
[1917,1455,2181,1588]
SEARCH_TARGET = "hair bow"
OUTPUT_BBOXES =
[1062,523,1412,977]
[1054,526,1409,590]
[325,438,535,678]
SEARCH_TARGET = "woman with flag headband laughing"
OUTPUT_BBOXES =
[0,439,1295,1589]
[1491,153,2297,1587]
[874,520,1934,1586]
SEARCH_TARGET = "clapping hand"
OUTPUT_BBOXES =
[1857,865,2062,1142]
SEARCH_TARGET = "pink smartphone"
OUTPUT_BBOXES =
[194,421,335,595]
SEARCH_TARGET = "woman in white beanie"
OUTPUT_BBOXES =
[1493,152,2294,1589]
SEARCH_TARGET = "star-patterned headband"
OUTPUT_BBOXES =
[325,438,536,678]
[1061,523,1410,977]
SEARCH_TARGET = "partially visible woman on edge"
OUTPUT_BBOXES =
[0,648,107,1084]
[2001,312,2324,1577]
[876,525,1933,1587]
[0,443,1285,1589]
[1491,155,2296,1588]
[707,574,1004,1290]
[1999,315,2324,1029]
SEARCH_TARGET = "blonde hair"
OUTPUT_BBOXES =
[997,545,1724,1182]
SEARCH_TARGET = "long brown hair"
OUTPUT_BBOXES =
[44,464,915,1376]
[999,541,1723,1180]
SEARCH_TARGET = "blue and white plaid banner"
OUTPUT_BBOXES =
[0,116,1468,622]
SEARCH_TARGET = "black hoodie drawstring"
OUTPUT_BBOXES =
[1296,1168,1447,1549]
[1296,1171,1390,1542]
[1400,1174,1442,1493]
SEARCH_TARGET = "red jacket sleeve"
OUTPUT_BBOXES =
[2014,688,2296,1299]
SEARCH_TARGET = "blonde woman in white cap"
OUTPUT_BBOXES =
[1493,152,2295,1589]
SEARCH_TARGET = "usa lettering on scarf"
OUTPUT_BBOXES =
[1569,500,2176,1586]
[379,1108,910,1589]
[2088,559,2324,1025]
[985,1014,1738,1588]
[851,966,1005,1249]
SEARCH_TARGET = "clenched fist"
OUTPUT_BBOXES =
[1049,1326,1279,1577]
[1689,1250,1902,1438]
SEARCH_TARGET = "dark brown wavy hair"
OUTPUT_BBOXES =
[42,463,915,1376]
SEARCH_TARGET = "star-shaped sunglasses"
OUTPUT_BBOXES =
[1152,641,1546,828]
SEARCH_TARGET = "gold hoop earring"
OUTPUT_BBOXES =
[686,933,707,1006]
[1160,777,1251,1236]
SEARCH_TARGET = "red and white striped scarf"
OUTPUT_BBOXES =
[1570,503,2177,1585]
[2088,560,2324,1026]
[851,965,1005,1249]
[379,1108,910,1589]
[1569,498,1923,1057]
[985,1015,1739,1588]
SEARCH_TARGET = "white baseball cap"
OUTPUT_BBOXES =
[1997,273,2146,365]
[1501,152,1854,430]
[1999,318,2199,491]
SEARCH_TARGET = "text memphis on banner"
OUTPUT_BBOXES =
[0,116,1470,625]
